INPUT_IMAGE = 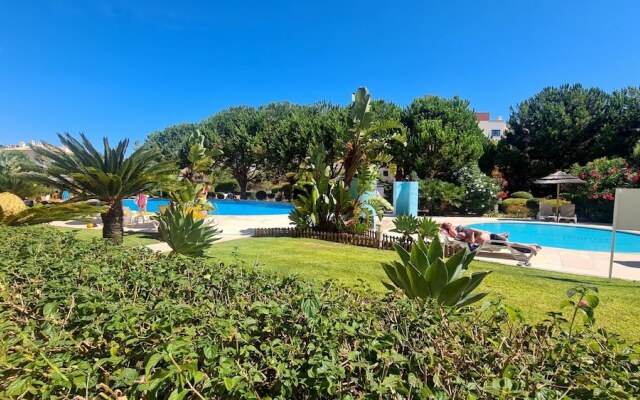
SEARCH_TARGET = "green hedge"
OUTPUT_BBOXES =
[500,198,531,215]
[510,191,534,199]
[0,226,638,398]
[214,179,240,193]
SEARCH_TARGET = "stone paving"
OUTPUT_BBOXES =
[51,214,640,281]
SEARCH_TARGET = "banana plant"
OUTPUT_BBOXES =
[381,235,492,307]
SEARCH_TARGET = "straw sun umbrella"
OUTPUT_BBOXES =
[533,171,586,214]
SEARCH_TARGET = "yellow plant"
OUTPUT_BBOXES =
[0,192,27,216]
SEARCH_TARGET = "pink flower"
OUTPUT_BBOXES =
[579,300,589,307]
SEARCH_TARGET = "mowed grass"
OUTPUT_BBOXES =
[53,227,161,247]
[208,237,640,342]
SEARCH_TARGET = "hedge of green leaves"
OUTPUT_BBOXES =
[1,226,639,399]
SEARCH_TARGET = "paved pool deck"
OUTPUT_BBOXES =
[51,215,640,281]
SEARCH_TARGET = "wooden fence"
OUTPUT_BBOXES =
[253,227,414,251]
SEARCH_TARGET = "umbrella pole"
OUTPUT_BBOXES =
[556,183,560,218]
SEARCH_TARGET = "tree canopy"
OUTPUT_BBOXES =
[397,95,485,179]
[498,84,640,190]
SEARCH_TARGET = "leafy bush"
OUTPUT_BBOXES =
[0,192,27,215]
[510,191,534,199]
[1,226,639,399]
[418,179,465,215]
[453,164,501,214]
[215,179,240,193]
[499,198,531,216]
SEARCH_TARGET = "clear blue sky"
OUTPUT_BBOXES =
[1,0,639,146]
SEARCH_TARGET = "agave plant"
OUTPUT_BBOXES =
[381,235,492,307]
[391,214,440,240]
[156,202,221,257]
[29,133,175,243]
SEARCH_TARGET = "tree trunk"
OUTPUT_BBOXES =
[240,180,248,200]
[101,199,124,244]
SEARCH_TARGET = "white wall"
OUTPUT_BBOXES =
[478,120,507,141]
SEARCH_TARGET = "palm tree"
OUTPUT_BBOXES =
[30,133,174,243]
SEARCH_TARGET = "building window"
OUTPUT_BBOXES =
[491,129,501,138]
[383,170,389,177]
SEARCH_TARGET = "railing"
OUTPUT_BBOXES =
[253,227,414,251]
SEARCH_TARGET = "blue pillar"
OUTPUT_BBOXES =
[393,181,418,217]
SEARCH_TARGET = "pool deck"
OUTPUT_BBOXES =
[50,215,640,281]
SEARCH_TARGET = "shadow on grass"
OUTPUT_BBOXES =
[534,274,640,289]
[124,231,159,240]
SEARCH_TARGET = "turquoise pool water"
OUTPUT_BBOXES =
[123,198,293,216]
[466,222,640,253]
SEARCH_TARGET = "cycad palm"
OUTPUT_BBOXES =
[30,133,174,243]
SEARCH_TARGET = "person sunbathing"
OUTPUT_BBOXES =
[440,222,541,252]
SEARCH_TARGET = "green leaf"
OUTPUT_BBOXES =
[424,258,448,298]
[456,292,489,308]
[438,277,471,306]
[393,243,411,265]
[427,234,444,264]
[168,388,189,400]
[463,271,492,297]
[146,353,164,376]
[43,302,58,318]
[584,294,599,309]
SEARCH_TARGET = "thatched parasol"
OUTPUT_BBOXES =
[533,171,586,212]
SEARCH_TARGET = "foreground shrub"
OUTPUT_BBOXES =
[1,226,639,399]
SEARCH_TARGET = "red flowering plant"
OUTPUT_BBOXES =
[569,157,640,202]
[491,166,509,200]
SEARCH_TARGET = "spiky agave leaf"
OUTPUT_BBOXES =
[381,234,492,307]
[156,203,221,257]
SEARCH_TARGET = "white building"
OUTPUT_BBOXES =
[475,112,507,141]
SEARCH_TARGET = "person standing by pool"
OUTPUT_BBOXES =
[136,193,148,213]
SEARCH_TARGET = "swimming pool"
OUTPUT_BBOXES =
[466,222,640,253]
[123,198,294,216]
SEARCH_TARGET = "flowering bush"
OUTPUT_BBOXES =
[454,164,501,214]
[569,157,640,222]
[570,157,640,201]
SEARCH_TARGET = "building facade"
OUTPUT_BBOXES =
[475,112,507,141]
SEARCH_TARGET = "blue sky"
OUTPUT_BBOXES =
[1,1,639,146]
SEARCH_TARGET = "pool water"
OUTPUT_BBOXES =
[123,198,293,216]
[466,222,640,253]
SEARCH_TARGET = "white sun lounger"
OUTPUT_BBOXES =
[441,233,538,267]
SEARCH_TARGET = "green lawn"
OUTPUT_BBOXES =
[208,237,640,342]
[53,227,161,247]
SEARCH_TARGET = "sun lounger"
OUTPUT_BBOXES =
[476,239,538,267]
[537,202,557,222]
[440,231,537,267]
[557,203,577,223]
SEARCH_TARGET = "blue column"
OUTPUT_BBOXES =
[393,181,418,216]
